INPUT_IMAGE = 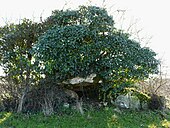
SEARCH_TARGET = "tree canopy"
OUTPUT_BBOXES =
[32,6,159,95]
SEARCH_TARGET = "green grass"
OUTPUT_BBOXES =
[0,108,170,128]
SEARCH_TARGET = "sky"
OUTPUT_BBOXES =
[0,0,170,77]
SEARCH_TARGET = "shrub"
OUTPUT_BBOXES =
[148,94,166,110]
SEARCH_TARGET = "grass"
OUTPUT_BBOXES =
[0,108,170,128]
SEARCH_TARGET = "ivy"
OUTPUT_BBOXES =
[33,6,159,96]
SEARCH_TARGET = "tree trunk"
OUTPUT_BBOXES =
[17,63,30,113]
[17,91,26,113]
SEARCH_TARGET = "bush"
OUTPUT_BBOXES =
[148,94,166,110]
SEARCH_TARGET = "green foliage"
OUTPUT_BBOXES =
[0,19,43,83]
[33,6,159,97]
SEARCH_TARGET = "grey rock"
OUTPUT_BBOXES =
[114,92,140,110]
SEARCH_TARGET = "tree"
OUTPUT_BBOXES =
[0,19,44,112]
[33,6,159,99]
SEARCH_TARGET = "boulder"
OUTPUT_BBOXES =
[115,95,130,109]
[129,95,140,110]
[114,92,140,110]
